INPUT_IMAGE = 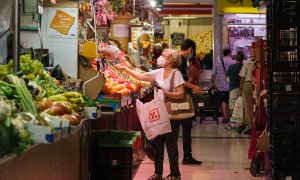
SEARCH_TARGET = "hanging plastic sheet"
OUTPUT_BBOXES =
[0,0,13,39]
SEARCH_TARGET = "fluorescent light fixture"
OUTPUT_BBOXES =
[234,14,266,18]
[163,15,213,19]
[150,0,157,7]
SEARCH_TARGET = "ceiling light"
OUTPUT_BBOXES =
[150,0,157,7]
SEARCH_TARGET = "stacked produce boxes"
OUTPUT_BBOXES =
[267,1,300,179]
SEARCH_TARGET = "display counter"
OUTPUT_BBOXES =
[0,101,145,180]
[0,127,81,180]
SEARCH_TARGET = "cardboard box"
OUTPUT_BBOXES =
[26,124,61,144]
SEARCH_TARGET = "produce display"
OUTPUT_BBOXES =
[0,95,33,157]
[188,30,213,59]
[101,62,152,96]
[37,98,82,126]
[80,44,152,96]
[0,55,87,158]
[7,74,38,115]
[0,54,64,98]
[48,91,86,113]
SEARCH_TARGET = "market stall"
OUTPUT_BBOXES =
[0,0,163,179]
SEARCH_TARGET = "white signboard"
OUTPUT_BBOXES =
[254,27,266,37]
[46,8,77,38]
[113,24,129,37]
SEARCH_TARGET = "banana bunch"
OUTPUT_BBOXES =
[49,92,85,112]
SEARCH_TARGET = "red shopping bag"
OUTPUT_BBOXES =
[248,102,267,160]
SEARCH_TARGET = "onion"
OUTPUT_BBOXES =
[37,98,53,112]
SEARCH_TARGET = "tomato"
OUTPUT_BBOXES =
[117,80,126,84]
[125,83,135,92]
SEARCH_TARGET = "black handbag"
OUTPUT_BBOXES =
[250,152,264,177]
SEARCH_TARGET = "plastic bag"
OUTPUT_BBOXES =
[51,64,65,81]
[230,96,243,122]
[136,90,172,140]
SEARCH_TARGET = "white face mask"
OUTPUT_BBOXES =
[187,53,193,60]
[157,56,166,67]
[187,60,191,67]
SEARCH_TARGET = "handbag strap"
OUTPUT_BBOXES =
[169,70,178,93]
[220,58,227,74]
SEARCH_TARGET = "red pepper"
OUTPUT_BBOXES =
[125,83,135,92]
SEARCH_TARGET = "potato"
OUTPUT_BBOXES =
[53,102,72,114]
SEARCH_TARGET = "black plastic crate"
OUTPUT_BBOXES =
[271,94,300,112]
[270,114,300,133]
[95,147,133,167]
[92,166,132,180]
[266,5,273,26]
[271,72,300,92]
[273,0,299,25]
[270,49,299,70]
[272,169,300,180]
[275,28,298,47]
[269,94,300,132]
[90,130,140,148]
[270,133,300,169]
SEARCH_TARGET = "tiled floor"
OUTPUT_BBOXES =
[133,118,265,180]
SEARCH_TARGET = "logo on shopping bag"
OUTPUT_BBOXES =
[149,108,160,122]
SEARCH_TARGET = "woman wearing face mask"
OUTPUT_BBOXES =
[116,49,185,180]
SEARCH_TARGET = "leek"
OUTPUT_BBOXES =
[7,75,37,115]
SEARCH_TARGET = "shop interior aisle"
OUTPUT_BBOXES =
[133,118,265,180]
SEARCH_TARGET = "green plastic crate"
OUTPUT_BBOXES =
[90,130,140,148]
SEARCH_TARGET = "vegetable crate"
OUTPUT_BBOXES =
[90,130,140,180]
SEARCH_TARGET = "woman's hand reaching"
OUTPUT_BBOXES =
[115,64,127,71]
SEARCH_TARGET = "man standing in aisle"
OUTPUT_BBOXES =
[211,48,234,123]
[179,39,202,165]
[226,51,244,129]
[237,58,256,134]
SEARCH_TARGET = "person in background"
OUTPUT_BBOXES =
[116,49,184,180]
[179,39,202,165]
[237,57,256,134]
[211,48,234,123]
[225,51,244,129]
